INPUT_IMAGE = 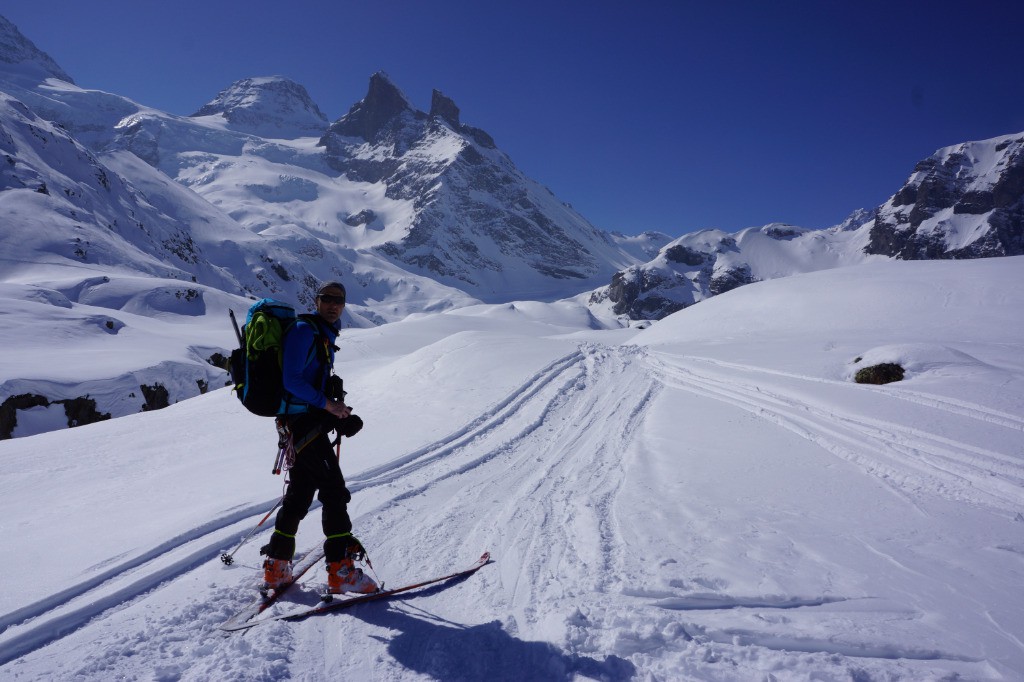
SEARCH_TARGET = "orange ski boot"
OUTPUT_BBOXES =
[326,556,378,595]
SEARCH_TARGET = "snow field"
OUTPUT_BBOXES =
[1,257,1023,680]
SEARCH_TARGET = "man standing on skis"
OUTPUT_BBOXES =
[260,281,378,595]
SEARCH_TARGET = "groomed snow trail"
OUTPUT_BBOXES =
[2,342,1022,680]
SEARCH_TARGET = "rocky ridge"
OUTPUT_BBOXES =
[864,134,1024,259]
[595,134,1024,320]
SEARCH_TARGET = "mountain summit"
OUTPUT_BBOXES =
[326,71,416,142]
[191,76,329,138]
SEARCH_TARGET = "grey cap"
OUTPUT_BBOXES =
[317,281,346,298]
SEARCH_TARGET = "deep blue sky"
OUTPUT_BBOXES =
[4,2,1024,236]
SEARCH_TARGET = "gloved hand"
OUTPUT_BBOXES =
[337,414,363,438]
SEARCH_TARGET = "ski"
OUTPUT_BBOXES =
[218,546,326,631]
[220,551,492,632]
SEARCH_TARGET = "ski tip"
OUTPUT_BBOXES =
[480,551,492,563]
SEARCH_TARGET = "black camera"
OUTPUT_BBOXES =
[325,375,346,402]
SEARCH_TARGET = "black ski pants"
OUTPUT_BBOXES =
[265,412,354,562]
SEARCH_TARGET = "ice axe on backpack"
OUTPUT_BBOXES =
[229,309,243,346]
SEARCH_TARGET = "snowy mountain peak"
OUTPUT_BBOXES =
[0,14,74,85]
[190,75,329,138]
[324,71,416,141]
[313,73,632,300]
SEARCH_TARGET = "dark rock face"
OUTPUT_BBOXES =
[598,227,767,321]
[866,136,1024,259]
[709,264,756,296]
[762,224,802,240]
[606,268,641,314]
[604,267,688,319]
[343,209,377,227]
[63,396,112,427]
[854,363,905,385]
[0,393,111,439]
[140,383,169,411]
[430,89,460,127]
[664,245,707,266]
[0,384,178,438]
[626,295,687,320]
[322,72,417,143]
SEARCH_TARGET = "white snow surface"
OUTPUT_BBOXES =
[2,256,1023,681]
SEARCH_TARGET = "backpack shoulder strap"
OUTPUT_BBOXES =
[294,314,334,368]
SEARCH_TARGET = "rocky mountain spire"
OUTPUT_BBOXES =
[325,71,415,142]
[430,89,460,127]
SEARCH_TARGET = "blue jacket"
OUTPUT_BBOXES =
[279,314,340,414]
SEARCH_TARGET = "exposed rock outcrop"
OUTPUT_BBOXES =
[865,135,1024,259]
[0,393,111,439]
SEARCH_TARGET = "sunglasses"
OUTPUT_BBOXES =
[318,294,346,305]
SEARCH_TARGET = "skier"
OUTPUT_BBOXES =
[260,281,378,595]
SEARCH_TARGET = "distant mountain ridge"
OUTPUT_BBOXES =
[592,134,1024,319]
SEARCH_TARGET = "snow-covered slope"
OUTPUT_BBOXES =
[0,85,476,437]
[0,15,71,85]
[1,256,1022,680]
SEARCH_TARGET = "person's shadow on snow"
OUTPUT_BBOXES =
[343,581,636,681]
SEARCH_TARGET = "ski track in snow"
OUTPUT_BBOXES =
[0,351,588,665]
[646,352,1024,515]
[1,343,1020,679]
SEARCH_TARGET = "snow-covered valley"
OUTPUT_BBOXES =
[2,257,1022,681]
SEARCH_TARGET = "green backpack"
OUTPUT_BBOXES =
[229,298,321,417]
